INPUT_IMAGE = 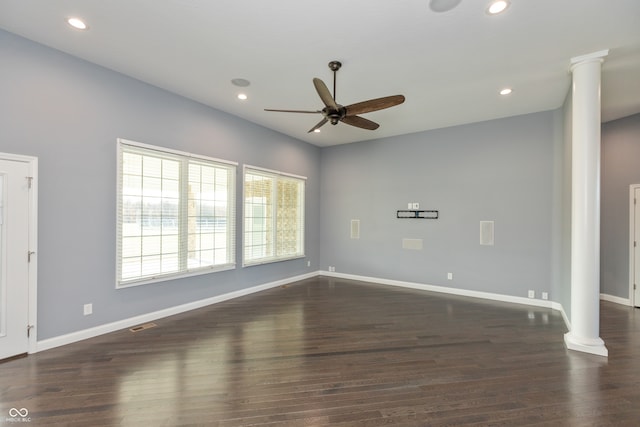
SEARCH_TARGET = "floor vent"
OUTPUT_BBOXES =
[129,322,157,333]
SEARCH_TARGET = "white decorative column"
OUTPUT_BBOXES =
[564,49,609,357]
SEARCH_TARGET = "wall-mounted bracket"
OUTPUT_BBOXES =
[396,210,439,219]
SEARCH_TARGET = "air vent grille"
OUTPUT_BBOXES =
[351,219,360,239]
[129,322,157,333]
[480,221,495,246]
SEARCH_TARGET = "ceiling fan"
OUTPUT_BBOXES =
[265,61,405,133]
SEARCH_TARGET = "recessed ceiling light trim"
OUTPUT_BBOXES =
[487,0,510,15]
[500,88,513,95]
[67,17,88,30]
[429,0,463,13]
[231,78,251,87]
[237,93,248,100]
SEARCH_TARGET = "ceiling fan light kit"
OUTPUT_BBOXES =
[265,61,405,133]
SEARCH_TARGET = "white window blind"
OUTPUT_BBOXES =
[243,166,305,266]
[117,139,236,287]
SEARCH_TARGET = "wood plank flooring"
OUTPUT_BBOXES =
[1,276,639,426]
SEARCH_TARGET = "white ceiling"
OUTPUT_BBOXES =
[1,0,639,147]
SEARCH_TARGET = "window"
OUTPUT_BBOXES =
[243,166,305,266]
[117,139,236,287]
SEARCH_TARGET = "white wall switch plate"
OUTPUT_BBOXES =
[83,303,93,315]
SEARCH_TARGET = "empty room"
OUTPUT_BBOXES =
[1,0,640,425]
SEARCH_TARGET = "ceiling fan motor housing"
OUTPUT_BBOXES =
[323,106,346,125]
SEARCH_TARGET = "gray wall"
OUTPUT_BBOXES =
[556,89,573,319]
[319,111,567,300]
[601,113,640,299]
[2,27,585,344]
[0,30,321,340]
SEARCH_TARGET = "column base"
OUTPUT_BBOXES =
[564,332,608,357]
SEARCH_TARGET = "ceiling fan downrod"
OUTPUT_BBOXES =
[328,61,341,101]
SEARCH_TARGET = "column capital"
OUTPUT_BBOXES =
[570,49,609,71]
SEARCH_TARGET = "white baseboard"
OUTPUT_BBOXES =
[37,270,577,354]
[554,301,571,331]
[320,270,572,330]
[36,271,318,353]
[600,293,632,306]
[321,270,555,308]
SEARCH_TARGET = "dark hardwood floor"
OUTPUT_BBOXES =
[1,276,639,426]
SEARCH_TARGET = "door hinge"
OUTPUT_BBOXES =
[27,325,34,338]
[26,176,33,189]
[28,251,35,262]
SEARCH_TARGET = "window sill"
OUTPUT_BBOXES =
[242,254,305,268]
[116,264,236,289]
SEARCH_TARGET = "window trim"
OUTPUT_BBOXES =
[116,138,238,288]
[242,164,306,267]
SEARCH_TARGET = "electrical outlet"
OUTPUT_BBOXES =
[527,290,535,299]
[83,303,93,315]
[328,266,335,272]
[542,292,549,300]
[307,260,311,267]
[412,202,420,209]
[447,272,453,280]
[407,202,412,209]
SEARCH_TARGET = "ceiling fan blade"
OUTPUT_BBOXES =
[264,108,321,114]
[344,95,405,116]
[341,115,380,131]
[313,78,338,110]
[308,117,329,133]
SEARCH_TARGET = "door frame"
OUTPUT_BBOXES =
[629,184,640,307]
[0,152,38,354]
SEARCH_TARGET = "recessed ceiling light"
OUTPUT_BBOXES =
[313,129,321,133]
[237,93,248,100]
[487,0,510,15]
[428,0,463,13]
[67,17,88,30]
[500,88,513,95]
[231,78,251,87]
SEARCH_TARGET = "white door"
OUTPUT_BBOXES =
[0,159,31,360]
[635,187,640,307]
